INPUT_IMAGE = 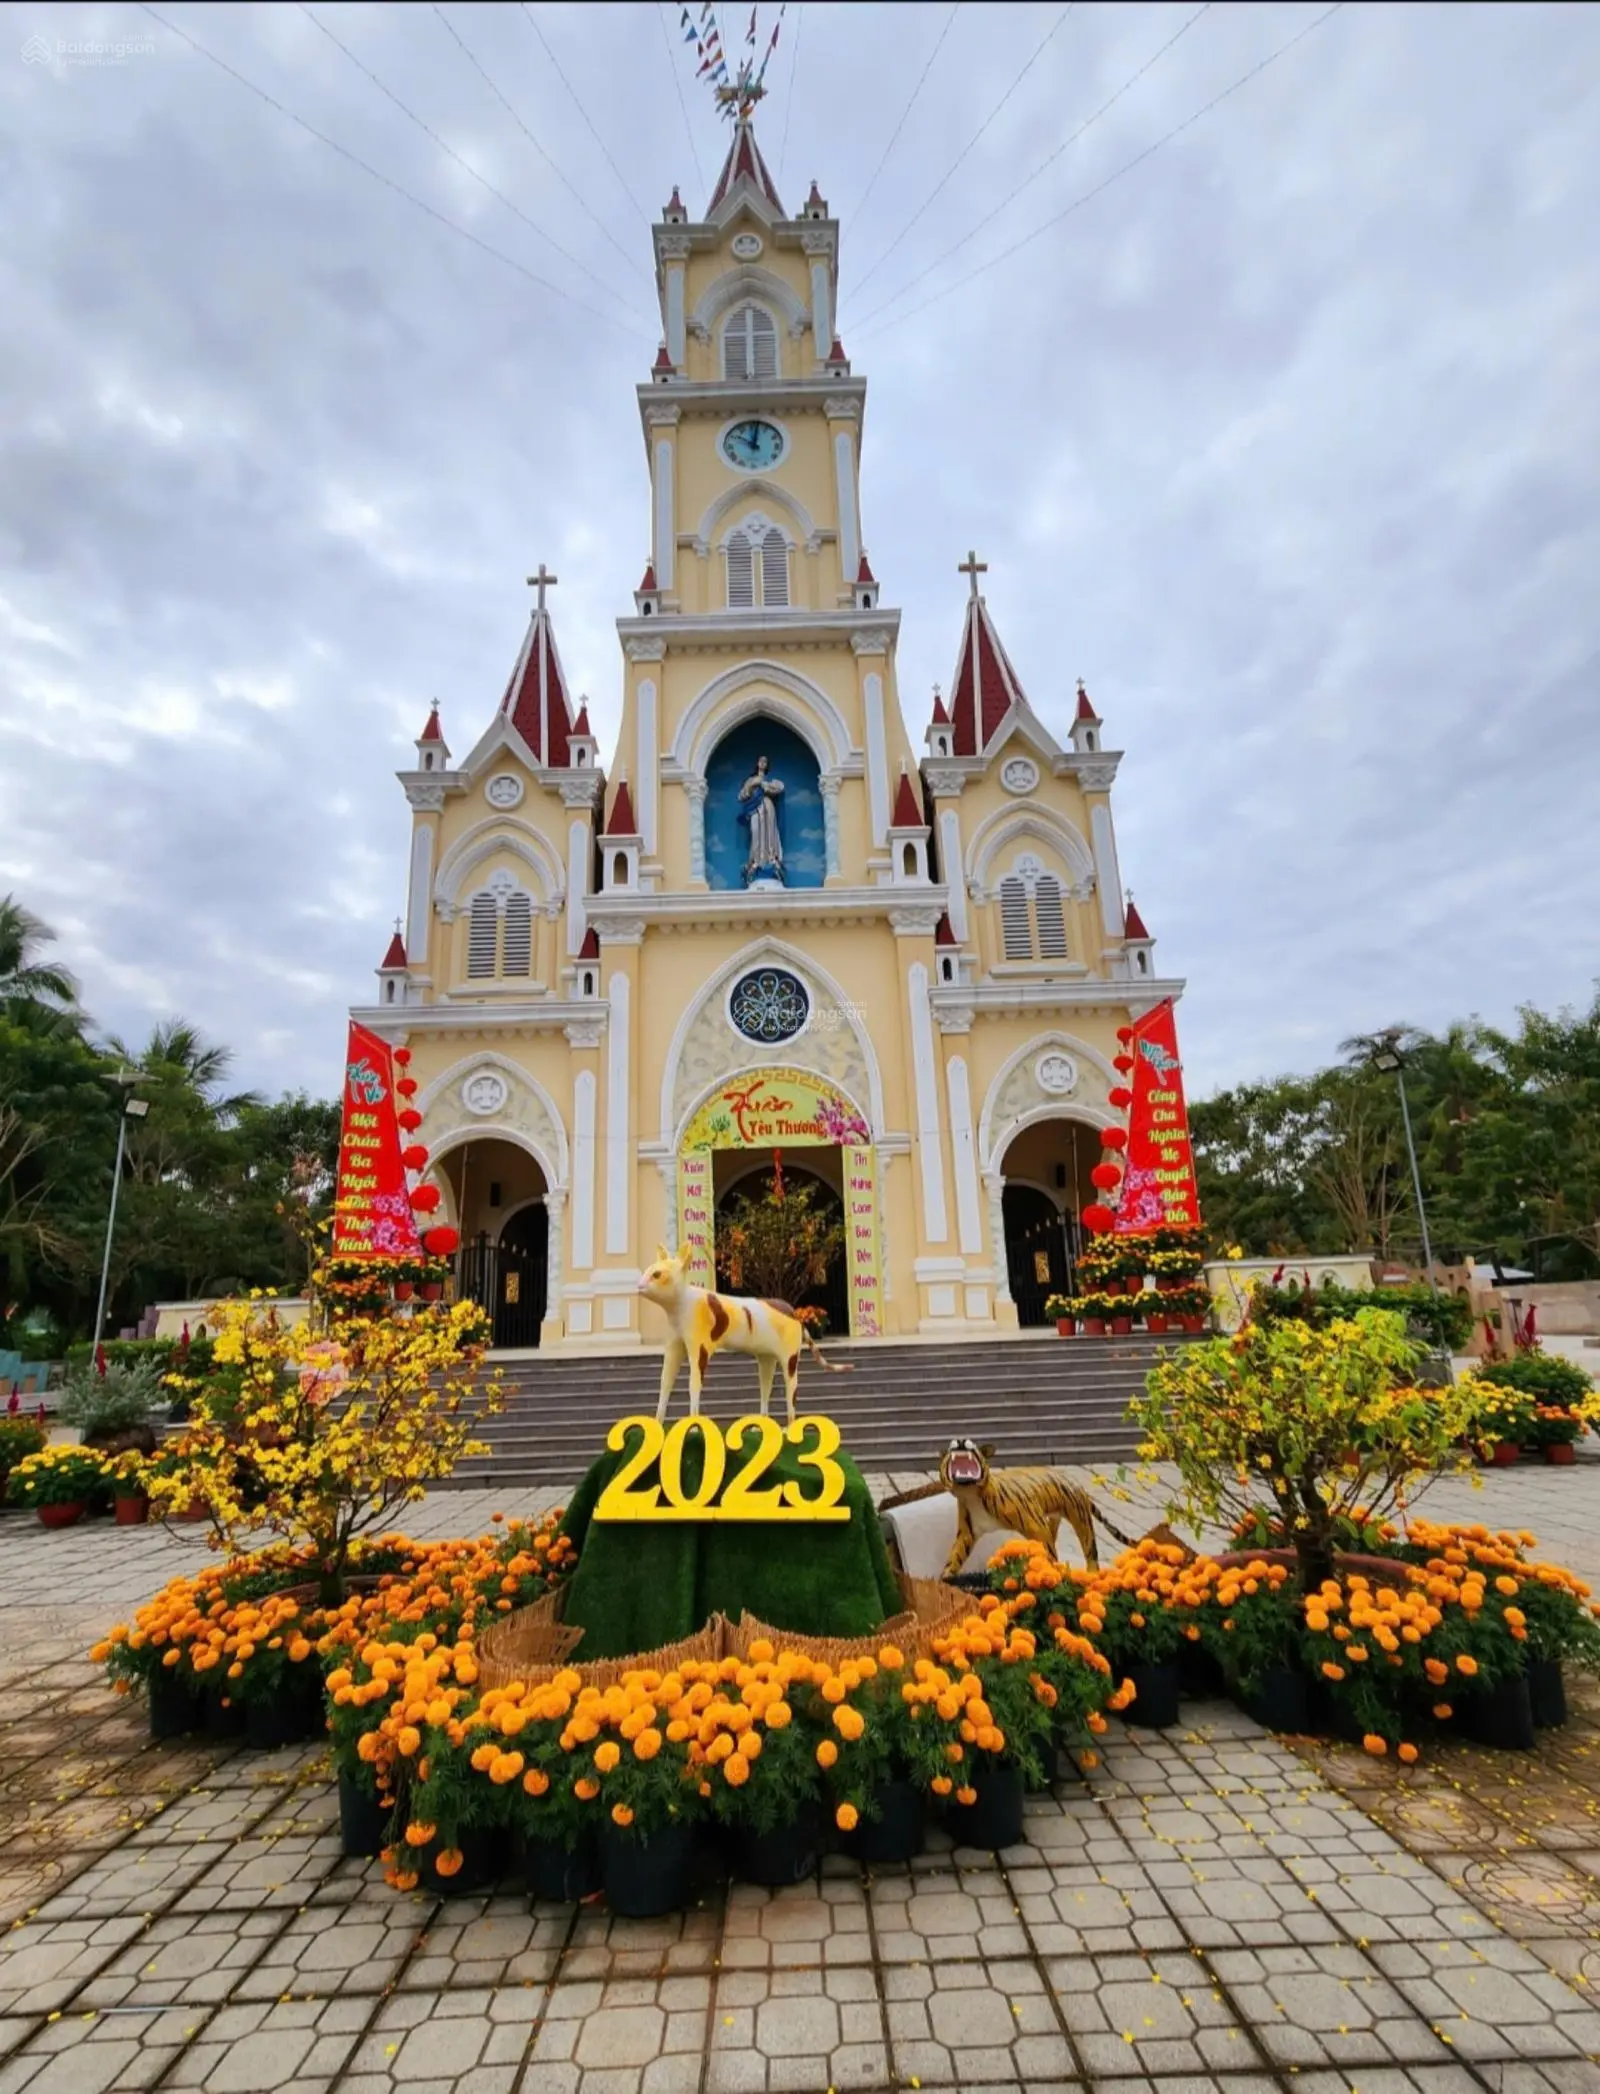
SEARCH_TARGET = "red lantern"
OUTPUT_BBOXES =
[1116,1026,1133,1044]
[393,1047,412,1066]
[1113,1055,1134,1073]
[422,1225,460,1256]
[1108,1086,1132,1110]
[396,1077,418,1098]
[1081,1202,1115,1234]
[397,1108,423,1132]
[401,1143,430,1171]
[1090,1161,1122,1191]
[410,1184,442,1213]
[1099,1127,1128,1151]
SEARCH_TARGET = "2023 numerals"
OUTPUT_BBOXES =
[592,1414,850,1522]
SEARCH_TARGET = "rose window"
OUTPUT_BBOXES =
[729,967,810,1044]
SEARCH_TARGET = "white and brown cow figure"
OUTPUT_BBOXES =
[637,1241,852,1425]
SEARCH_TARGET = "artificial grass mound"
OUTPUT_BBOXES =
[558,1429,901,1660]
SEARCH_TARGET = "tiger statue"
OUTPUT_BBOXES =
[880,1439,1139,1580]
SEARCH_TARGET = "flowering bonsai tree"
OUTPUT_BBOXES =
[1130,1309,1488,1590]
[147,1256,502,1600]
[714,1151,844,1316]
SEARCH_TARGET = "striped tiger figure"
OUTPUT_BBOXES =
[882,1439,1135,1580]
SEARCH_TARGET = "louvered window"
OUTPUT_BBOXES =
[724,302,778,380]
[466,894,498,978]
[726,529,755,608]
[501,892,532,977]
[760,528,788,607]
[999,877,1032,959]
[1034,875,1068,958]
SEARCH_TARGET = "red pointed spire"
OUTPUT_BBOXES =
[605,778,638,836]
[806,179,826,212]
[639,563,658,593]
[934,913,958,947]
[572,702,591,737]
[653,343,674,372]
[891,766,924,830]
[947,586,1029,756]
[418,702,443,744]
[578,926,600,961]
[379,928,407,970]
[666,185,684,216]
[856,552,876,585]
[708,117,784,215]
[1075,680,1100,723]
[930,686,950,725]
[1123,897,1151,941]
[499,595,574,766]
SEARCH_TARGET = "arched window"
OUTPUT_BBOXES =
[1034,875,1068,959]
[997,858,1071,963]
[725,522,789,610]
[501,892,532,977]
[726,529,755,609]
[464,877,537,982]
[466,893,498,978]
[760,527,788,606]
[999,876,1032,959]
[723,302,778,381]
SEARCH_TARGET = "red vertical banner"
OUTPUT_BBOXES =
[333,1023,424,1260]
[1112,999,1201,1236]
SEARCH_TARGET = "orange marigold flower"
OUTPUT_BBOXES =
[816,1739,838,1769]
[1432,1702,1453,1720]
[1397,1742,1419,1764]
[1455,1654,1479,1676]
[835,1803,859,1832]
[1362,1734,1387,1756]
[433,1848,464,1878]
[955,1785,977,1806]
[611,1803,635,1827]
[594,1741,621,1774]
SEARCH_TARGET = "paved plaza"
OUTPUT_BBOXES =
[4,1464,1600,2094]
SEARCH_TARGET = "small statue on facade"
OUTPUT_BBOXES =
[737,754,785,885]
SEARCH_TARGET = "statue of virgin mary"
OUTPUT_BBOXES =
[737,754,785,885]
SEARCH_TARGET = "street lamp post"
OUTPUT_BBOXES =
[1371,1036,1451,1381]
[92,1086,149,1350]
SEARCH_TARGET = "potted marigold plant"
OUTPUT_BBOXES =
[893,1605,1056,1848]
[695,1646,828,1884]
[1075,1294,1111,1338]
[1472,1385,1534,1465]
[0,1414,47,1502]
[1530,1406,1583,1464]
[5,1445,109,1527]
[1045,1293,1076,1337]
[108,1449,151,1525]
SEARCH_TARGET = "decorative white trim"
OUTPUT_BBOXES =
[694,476,817,556]
[572,1069,597,1270]
[977,1028,1120,1177]
[671,659,855,774]
[1092,804,1124,938]
[664,265,686,365]
[983,1172,1012,1303]
[809,257,831,363]
[946,1054,983,1255]
[653,437,674,591]
[406,823,434,963]
[416,1050,570,1184]
[939,810,966,940]
[863,673,888,847]
[833,429,859,587]
[1000,756,1039,796]
[604,971,630,1256]
[484,771,525,809]
[684,773,708,883]
[819,772,842,880]
[544,1183,566,1316]
[690,267,805,340]
[907,961,947,1244]
[434,818,565,910]
[636,679,658,857]
[566,820,588,958]
[586,883,950,935]
[965,802,1094,893]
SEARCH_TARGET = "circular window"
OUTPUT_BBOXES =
[729,967,810,1044]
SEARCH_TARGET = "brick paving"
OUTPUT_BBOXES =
[3,1464,1600,2093]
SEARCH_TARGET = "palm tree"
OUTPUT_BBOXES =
[105,1020,263,1121]
[0,896,80,1011]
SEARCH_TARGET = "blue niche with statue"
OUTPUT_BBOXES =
[703,717,825,891]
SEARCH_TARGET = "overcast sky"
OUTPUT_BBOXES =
[2,0,1596,1104]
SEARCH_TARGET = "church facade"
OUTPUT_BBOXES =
[352,120,1184,1351]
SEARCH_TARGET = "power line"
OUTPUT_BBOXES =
[136,3,640,336]
[656,0,708,195]
[520,1,653,227]
[849,2,960,231]
[299,4,648,325]
[776,1,803,187]
[848,3,1076,298]
[858,1,1346,344]
[430,3,648,289]
[855,2,1212,336]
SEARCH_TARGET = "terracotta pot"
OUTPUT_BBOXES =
[1081,1318,1105,1337]
[1145,1314,1169,1334]
[1055,1318,1075,1337]
[420,1281,443,1302]
[1545,1442,1578,1466]
[1110,1316,1133,1336]
[393,1280,414,1301]
[37,1502,86,1529]
[173,1498,210,1523]
[1125,1277,1144,1295]
[113,1493,149,1526]
[1490,1441,1522,1467]
[1182,1314,1207,1332]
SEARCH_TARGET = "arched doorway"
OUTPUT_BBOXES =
[703,716,825,890]
[999,1118,1098,1328]
[713,1156,850,1337]
[437,1137,550,1349]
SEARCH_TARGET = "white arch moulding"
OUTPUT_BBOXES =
[671,659,855,777]
[965,803,1095,896]
[433,819,567,913]
[659,934,887,1152]
[695,479,819,559]
[977,1027,1120,1178]
[690,265,807,342]
[416,1048,571,1190]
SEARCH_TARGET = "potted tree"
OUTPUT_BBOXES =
[58,1355,163,1460]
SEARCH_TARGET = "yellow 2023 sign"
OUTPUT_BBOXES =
[593,1414,850,1523]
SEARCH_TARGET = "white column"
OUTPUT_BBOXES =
[653,438,675,591]
[907,961,948,1244]
[984,1171,1011,1302]
[605,970,631,1255]
[810,259,831,362]
[665,267,686,364]
[939,810,967,940]
[572,1072,597,1269]
[544,1187,566,1317]
[864,674,889,848]
[685,777,708,884]
[946,1055,983,1255]
[1091,803,1123,938]
[833,429,859,585]
[820,773,842,880]
[566,819,589,957]
[637,679,658,856]
[406,823,434,963]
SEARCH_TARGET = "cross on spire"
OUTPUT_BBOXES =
[526,563,559,615]
[958,549,987,599]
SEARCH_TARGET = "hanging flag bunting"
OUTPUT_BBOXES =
[332,1023,426,1261]
[1110,999,1202,1235]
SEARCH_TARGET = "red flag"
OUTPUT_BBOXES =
[1111,999,1201,1236]
[332,1022,425,1261]
[747,5,757,43]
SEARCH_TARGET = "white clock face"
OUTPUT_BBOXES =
[721,419,786,472]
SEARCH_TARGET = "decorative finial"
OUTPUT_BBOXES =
[958,549,988,599]
[526,562,559,614]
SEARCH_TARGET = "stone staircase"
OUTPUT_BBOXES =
[445,1332,1190,1489]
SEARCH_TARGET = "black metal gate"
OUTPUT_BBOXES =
[457,1203,548,1348]
[1004,1184,1072,1328]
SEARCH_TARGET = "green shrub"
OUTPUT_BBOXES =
[0,1416,48,1475]
[1478,1352,1594,1407]
[1253,1280,1473,1352]
[58,1357,165,1438]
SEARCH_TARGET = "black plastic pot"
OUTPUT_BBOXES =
[1177,1641,1226,1700]
[1464,1672,1537,1752]
[1243,1665,1309,1733]
[420,1825,501,1896]
[526,1832,602,1903]
[1120,1659,1182,1730]
[600,1818,698,1918]
[243,1671,326,1751]
[845,1779,925,1866]
[338,1770,390,1859]
[736,1806,824,1887]
[1308,1678,1366,1744]
[202,1693,246,1739]
[1529,1657,1567,1730]
[148,1665,203,1741]
[944,1762,1025,1851]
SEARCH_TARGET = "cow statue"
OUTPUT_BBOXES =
[637,1241,853,1426]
